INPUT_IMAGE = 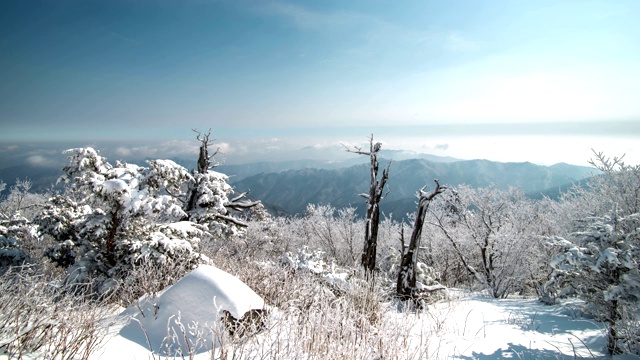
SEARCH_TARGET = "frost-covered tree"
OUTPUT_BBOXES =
[0,179,48,220]
[344,135,390,274]
[301,204,362,266]
[430,186,538,298]
[0,212,37,273]
[397,180,446,301]
[0,179,45,272]
[545,152,640,355]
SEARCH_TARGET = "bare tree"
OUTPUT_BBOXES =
[396,180,446,300]
[344,135,390,273]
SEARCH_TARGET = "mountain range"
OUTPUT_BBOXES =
[230,158,597,217]
[0,153,597,218]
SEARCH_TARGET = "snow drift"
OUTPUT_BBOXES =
[119,265,265,355]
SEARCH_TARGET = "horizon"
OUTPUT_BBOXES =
[0,129,634,171]
[1,1,639,168]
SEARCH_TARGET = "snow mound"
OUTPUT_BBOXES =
[119,265,264,355]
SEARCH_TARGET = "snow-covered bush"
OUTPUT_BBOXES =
[281,247,351,288]
[545,152,640,355]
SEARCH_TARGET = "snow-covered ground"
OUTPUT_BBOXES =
[87,265,639,360]
[421,292,608,359]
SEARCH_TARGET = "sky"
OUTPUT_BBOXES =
[1,0,639,168]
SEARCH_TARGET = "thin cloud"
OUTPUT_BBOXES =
[258,2,361,31]
[257,2,432,47]
[107,140,200,162]
[26,155,61,168]
[0,145,19,153]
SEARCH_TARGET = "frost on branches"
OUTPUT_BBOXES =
[0,213,36,272]
[545,152,640,355]
[0,180,45,272]
[546,210,640,354]
[37,141,258,298]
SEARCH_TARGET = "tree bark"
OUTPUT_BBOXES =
[397,180,446,300]
[346,135,390,274]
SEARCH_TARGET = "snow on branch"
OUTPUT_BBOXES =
[215,214,248,228]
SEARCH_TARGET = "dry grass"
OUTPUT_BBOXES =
[0,266,119,360]
[155,251,432,359]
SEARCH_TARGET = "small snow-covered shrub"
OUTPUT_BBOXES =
[281,246,329,275]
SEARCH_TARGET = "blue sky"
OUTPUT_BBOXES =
[1,0,639,167]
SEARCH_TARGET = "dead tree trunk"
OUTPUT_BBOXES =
[344,135,390,274]
[397,180,446,300]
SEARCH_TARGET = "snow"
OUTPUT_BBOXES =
[166,221,204,237]
[420,293,611,359]
[90,279,640,360]
[107,265,264,356]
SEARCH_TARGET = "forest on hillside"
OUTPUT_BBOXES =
[1,135,639,358]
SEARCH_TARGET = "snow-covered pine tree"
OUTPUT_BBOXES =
[37,147,205,295]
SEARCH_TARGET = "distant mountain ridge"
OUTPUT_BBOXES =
[180,150,460,183]
[232,158,597,217]
[1,155,597,218]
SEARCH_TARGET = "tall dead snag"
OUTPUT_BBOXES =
[344,135,390,273]
[397,179,446,301]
